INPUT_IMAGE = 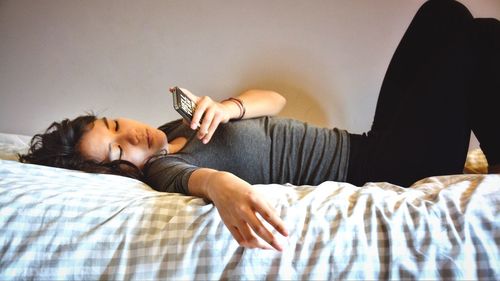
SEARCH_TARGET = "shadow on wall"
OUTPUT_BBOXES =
[234,47,347,129]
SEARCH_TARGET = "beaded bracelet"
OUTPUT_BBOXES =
[222,97,246,120]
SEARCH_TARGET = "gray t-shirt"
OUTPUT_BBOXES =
[144,116,350,195]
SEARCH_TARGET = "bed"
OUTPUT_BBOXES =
[0,132,498,280]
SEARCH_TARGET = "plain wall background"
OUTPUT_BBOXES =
[1,0,499,150]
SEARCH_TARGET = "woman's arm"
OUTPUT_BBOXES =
[179,88,286,143]
[188,168,289,251]
[221,89,287,120]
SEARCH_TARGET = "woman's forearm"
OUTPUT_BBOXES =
[222,89,286,120]
[187,168,219,200]
[188,168,258,206]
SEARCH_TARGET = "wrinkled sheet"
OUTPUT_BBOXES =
[0,158,498,281]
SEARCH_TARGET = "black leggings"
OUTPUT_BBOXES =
[347,0,500,187]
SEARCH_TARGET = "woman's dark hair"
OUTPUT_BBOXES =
[18,114,144,180]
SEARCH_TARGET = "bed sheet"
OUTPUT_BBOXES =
[1,157,498,280]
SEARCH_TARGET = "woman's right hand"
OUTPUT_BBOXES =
[189,168,289,251]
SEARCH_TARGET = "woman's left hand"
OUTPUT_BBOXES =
[175,88,232,144]
[171,87,287,144]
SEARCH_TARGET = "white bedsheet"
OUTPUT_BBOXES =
[0,132,498,280]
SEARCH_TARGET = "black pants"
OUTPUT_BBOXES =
[347,0,500,187]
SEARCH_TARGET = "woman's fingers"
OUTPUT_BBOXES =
[223,218,245,245]
[191,96,228,143]
[192,97,209,130]
[218,201,286,251]
[196,107,213,137]
[208,174,288,251]
[218,206,274,250]
[233,193,287,251]
[200,111,224,144]
[233,221,274,250]
[260,200,289,238]
[172,89,229,138]
[244,211,283,251]
[249,197,289,250]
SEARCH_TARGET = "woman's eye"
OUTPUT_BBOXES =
[115,120,120,132]
[118,145,123,160]
[111,145,123,161]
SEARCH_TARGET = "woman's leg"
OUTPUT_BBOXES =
[370,0,472,132]
[348,0,493,186]
[468,18,500,170]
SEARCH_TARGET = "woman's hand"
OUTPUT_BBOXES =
[171,87,287,144]
[207,173,288,251]
[189,169,289,251]
[173,88,232,144]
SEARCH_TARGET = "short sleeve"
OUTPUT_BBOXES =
[143,156,198,195]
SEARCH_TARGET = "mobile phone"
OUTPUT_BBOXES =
[171,86,196,124]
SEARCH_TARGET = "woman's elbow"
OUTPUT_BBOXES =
[271,91,287,112]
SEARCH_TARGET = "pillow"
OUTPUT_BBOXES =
[0,133,31,161]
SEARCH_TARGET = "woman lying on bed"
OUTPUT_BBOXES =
[19,0,499,252]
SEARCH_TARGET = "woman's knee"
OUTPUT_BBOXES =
[473,18,500,43]
[417,0,473,23]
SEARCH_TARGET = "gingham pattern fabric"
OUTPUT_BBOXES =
[1,158,498,281]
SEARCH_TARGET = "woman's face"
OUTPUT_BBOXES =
[78,117,169,169]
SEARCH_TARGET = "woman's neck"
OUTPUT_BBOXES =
[168,137,188,154]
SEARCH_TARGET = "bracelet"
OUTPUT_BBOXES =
[222,97,246,120]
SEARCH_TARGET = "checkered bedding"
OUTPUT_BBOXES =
[0,134,498,280]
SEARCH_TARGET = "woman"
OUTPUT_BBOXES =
[20,0,499,251]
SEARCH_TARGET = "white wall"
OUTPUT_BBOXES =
[1,0,499,143]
